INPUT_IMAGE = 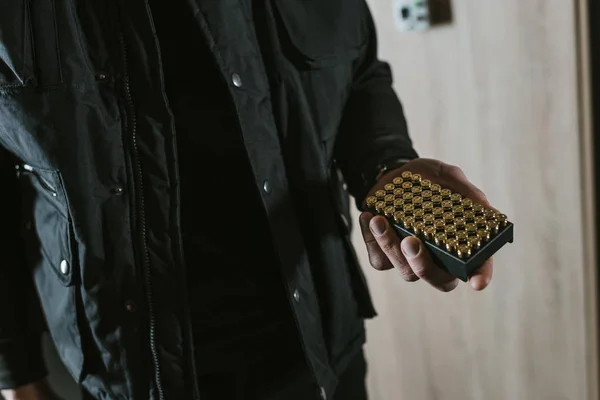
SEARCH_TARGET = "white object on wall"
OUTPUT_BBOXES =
[393,0,430,32]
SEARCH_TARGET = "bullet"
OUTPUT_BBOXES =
[424,226,436,239]
[462,198,473,210]
[431,184,441,193]
[440,189,452,199]
[385,194,395,204]
[487,220,500,234]
[411,174,422,183]
[401,171,412,179]
[375,190,386,199]
[393,211,405,224]
[422,201,434,212]
[422,190,433,199]
[446,238,458,252]
[484,209,496,220]
[432,207,444,218]
[394,199,404,208]
[473,204,484,215]
[421,179,432,188]
[456,231,469,243]
[404,204,415,215]
[451,193,462,204]
[457,245,472,259]
[403,192,414,203]
[452,205,464,217]
[392,177,404,186]
[412,196,423,207]
[375,201,386,212]
[496,214,508,227]
[414,209,425,221]
[394,188,404,197]
[402,182,413,191]
[443,212,454,224]
[424,214,435,225]
[454,217,466,229]
[442,200,453,211]
[384,183,395,193]
[434,219,446,231]
[432,195,443,206]
[414,221,426,235]
[464,211,475,223]
[404,216,415,229]
[445,225,457,238]
[466,223,477,233]
[434,233,447,246]
[478,229,491,242]
[475,216,487,227]
[469,236,481,250]
[384,206,395,216]
[366,196,377,208]
[411,186,423,195]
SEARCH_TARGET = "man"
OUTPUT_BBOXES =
[0,0,493,399]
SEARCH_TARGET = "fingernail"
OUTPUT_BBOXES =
[402,238,421,258]
[370,218,387,236]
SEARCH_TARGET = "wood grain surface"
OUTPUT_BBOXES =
[356,1,596,399]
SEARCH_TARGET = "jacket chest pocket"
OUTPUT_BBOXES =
[0,0,62,93]
[270,0,367,69]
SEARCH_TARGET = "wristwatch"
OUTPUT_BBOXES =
[369,157,414,186]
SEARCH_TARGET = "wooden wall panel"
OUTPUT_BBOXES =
[354,1,596,399]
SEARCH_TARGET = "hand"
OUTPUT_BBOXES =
[1,380,62,400]
[359,158,493,292]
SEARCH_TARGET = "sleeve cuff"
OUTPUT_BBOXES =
[0,334,48,390]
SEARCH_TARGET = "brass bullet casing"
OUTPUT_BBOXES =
[475,216,487,228]
[464,211,475,223]
[411,186,423,195]
[424,226,436,239]
[414,209,425,221]
[431,183,441,193]
[375,201,386,212]
[394,188,404,197]
[412,196,423,207]
[401,171,412,179]
[487,220,500,234]
[454,217,466,229]
[456,231,469,243]
[384,183,396,193]
[434,233,447,246]
[434,219,446,232]
[411,174,422,183]
[469,236,481,250]
[384,206,395,217]
[375,190,386,199]
[451,193,462,205]
[484,209,496,221]
[404,204,415,215]
[422,190,433,199]
[496,214,508,227]
[431,195,443,206]
[442,200,453,211]
[366,196,377,208]
[473,203,484,215]
[457,245,472,259]
[443,212,454,224]
[404,216,415,229]
[452,205,464,217]
[440,188,452,199]
[422,201,434,212]
[421,179,432,189]
[393,199,404,208]
[432,207,444,219]
[402,182,413,192]
[478,228,491,242]
[414,221,426,235]
[423,214,435,225]
[446,238,458,253]
[445,225,457,238]
[385,194,395,204]
[392,177,404,186]
[462,198,474,210]
[403,192,414,204]
[394,211,405,224]
[466,223,477,233]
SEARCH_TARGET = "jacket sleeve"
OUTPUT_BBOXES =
[0,148,48,389]
[334,2,419,207]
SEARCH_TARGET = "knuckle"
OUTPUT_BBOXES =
[378,236,398,254]
[446,164,464,177]
[398,269,419,282]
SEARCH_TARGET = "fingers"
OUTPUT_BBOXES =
[468,258,494,291]
[439,164,492,208]
[359,212,419,281]
[400,236,459,292]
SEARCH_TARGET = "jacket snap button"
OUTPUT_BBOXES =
[60,260,70,275]
[263,180,271,194]
[293,289,300,302]
[231,73,243,88]
[111,186,124,195]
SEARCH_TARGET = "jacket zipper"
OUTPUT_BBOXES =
[117,27,165,400]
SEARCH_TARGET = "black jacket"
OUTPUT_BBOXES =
[0,0,418,398]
